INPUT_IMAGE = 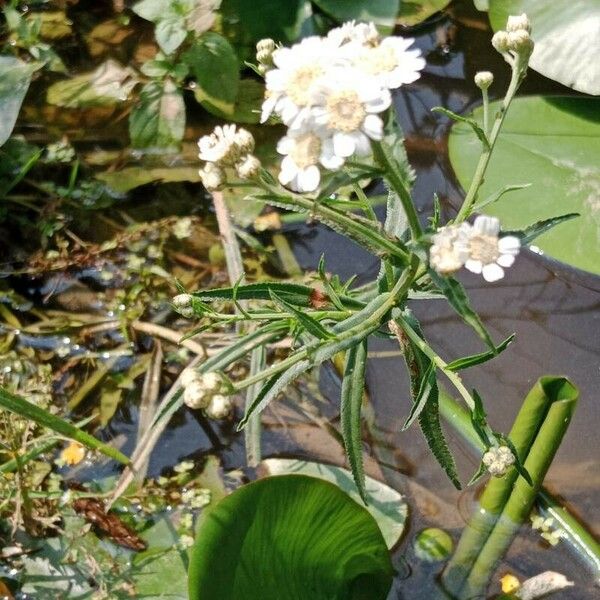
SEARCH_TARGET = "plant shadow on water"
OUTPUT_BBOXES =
[2,1,599,599]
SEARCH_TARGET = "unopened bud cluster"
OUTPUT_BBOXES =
[173,293,194,319]
[180,368,232,419]
[474,71,494,90]
[197,125,261,191]
[256,38,276,75]
[482,445,515,477]
[492,13,534,59]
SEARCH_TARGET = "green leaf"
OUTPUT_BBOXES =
[199,78,265,124]
[470,389,491,447]
[446,334,515,371]
[185,32,240,114]
[96,166,200,193]
[155,17,188,55]
[402,361,436,430]
[46,59,137,108]
[129,79,185,150]
[449,95,600,275]
[262,458,407,549]
[312,0,400,31]
[0,56,39,146]
[397,0,451,26]
[340,340,368,503]
[507,213,580,246]
[489,0,600,95]
[472,184,531,212]
[0,386,129,465]
[270,290,335,340]
[429,271,495,350]
[188,475,394,599]
[432,106,489,149]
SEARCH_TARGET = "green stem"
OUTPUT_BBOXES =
[455,59,523,223]
[245,344,265,468]
[259,178,408,263]
[482,88,490,136]
[371,140,422,239]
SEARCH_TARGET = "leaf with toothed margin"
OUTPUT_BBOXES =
[447,334,515,371]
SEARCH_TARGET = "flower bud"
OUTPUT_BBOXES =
[474,71,494,90]
[235,154,261,180]
[199,162,225,192]
[256,38,276,54]
[173,293,192,309]
[482,445,515,477]
[180,367,200,387]
[508,30,534,56]
[201,372,221,392]
[256,49,273,64]
[234,128,255,154]
[183,380,211,409]
[205,394,232,419]
[506,13,531,34]
[491,30,510,53]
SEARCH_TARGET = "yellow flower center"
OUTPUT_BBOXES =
[469,235,499,264]
[289,133,321,169]
[286,65,324,106]
[325,90,366,132]
[356,45,398,75]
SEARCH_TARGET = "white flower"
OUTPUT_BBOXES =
[491,31,510,53]
[482,445,515,477]
[198,124,241,165]
[201,372,221,392]
[206,394,232,419]
[183,380,211,409]
[464,216,520,282]
[199,162,225,192]
[235,154,261,179]
[506,13,531,34]
[277,130,344,192]
[234,128,255,155]
[310,72,391,157]
[352,37,425,89]
[327,21,380,48]
[261,36,338,127]
[429,223,471,275]
[173,294,192,309]
[180,367,200,387]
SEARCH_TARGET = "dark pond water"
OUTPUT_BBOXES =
[6,1,599,598]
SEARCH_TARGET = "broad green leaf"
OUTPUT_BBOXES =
[155,17,188,55]
[0,386,129,465]
[429,271,495,350]
[398,0,451,26]
[448,96,600,274]
[96,166,200,193]
[446,334,514,371]
[129,79,185,150]
[198,77,264,123]
[262,458,408,549]
[188,475,394,599]
[46,60,137,108]
[312,0,400,31]
[186,32,240,114]
[0,57,39,146]
[489,1,600,95]
[340,340,368,503]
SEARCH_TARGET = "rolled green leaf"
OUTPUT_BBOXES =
[0,386,129,465]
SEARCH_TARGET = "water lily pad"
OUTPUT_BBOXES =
[448,96,600,275]
[488,0,600,95]
[262,458,408,548]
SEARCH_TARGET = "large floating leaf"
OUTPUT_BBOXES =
[262,459,408,549]
[188,474,394,599]
[448,96,600,275]
[488,0,600,95]
[0,57,39,146]
[397,0,451,26]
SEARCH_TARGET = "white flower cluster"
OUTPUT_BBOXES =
[429,216,520,282]
[259,21,426,193]
[173,293,194,318]
[180,368,232,419]
[197,125,261,191]
[482,445,515,477]
[492,13,534,59]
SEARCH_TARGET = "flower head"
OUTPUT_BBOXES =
[327,21,380,48]
[482,445,515,477]
[429,223,471,275]
[236,154,261,180]
[474,71,494,90]
[183,380,211,409]
[198,124,241,165]
[206,394,232,419]
[464,216,520,282]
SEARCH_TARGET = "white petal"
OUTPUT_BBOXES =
[465,259,483,274]
[276,136,293,155]
[298,165,320,192]
[354,133,372,157]
[265,69,286,91]
[364,89,391,113]
[278,156,297,185]
[362,114,384,141]
[482,263,504,282]
[497,254,515,268]
[320,138,345,169]
[498,235,521,254]
[473,215,500,236]
[333,132,356,157]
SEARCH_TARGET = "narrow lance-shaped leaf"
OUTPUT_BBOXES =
[269,291,335,340]
[432,106,489,149]
[506,213,579,245]
[0,386,129,465]
[340,340,369,504]
[402,361,436,430]
[447,334,515,372]
[429,270,496,351]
